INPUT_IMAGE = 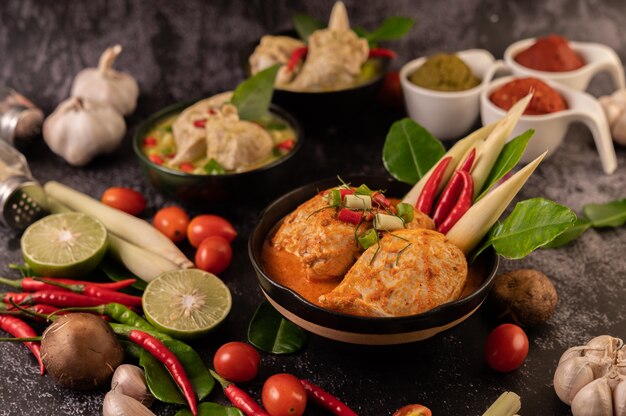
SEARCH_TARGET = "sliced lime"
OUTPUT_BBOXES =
[21,212,108,278]
[143,269,232,339]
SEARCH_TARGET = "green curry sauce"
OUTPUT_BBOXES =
[141,112,297,175]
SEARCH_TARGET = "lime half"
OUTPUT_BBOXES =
[21,212,108,278]
[143,269,232,339]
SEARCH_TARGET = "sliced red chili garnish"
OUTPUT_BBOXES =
[149,155,164,165]
[337,208,363,224]
[277,138,295,152]
[180,163,194,173]
[193,119,207,128]
[143,137,157,147]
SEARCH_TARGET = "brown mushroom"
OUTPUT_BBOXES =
[490,268,558,326]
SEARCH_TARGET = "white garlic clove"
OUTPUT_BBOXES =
[599,96,623,126]
[559,346,585,366]
[554,357,596,405]
[613,378,626,416]
[571,377,613,416]
[586,336,621,360]
[43,97,126,166]
[609,110,626,146]
[111,364,154,407]
[102,390,156,416]
[71,45,139,116]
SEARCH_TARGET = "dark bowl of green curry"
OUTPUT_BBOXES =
[133,99,304,206]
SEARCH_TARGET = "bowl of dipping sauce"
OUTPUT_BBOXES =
[504,34,625,91]
[248,175,500,345]
[133,96,303,205]
[481,76,617,174]
[400,50,496,140]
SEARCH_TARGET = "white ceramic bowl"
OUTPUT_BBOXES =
[400,49,496,140]
[481,75,618,174]
[504,38,625,91]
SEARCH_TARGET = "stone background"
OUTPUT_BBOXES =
[0,1,625,415]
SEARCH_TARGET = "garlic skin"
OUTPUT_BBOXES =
[43,97,126,166]
[102,390,155,416]
[554,336,626,415]
[110,364,153,407]
[599,90,626,146]
[71,45,139,116]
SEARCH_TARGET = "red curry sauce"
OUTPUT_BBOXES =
[490,77,567,115]
[514,34,585,72]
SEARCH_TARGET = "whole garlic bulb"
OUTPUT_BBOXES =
[71,45,139,116]
[599,90,626,146]
[554,336,626,415]
[43,96,126,166]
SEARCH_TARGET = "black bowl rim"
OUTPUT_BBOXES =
[248,175,500,330]
[132,98,304,179]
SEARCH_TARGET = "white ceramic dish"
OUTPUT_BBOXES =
[504,38,625,91]
[400,49,496,140]
[481,75,618,174]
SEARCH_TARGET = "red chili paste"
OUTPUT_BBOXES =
[490,77,568,115]
[515,34,584,72]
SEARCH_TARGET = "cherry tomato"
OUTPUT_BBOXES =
[153,206,189,243]
[187,215,237,248]
[213,341,259,382]
[195,236,232,274]
[262,373,307,416]
[378,71,404,109]
[101,187,146,216]
[393,404,432,416]
[484,323,529,372]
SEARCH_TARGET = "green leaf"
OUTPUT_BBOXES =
[138,338,214,405]
[176,403,245,416]
[99,257,147,291]
[364,17,414,43]
[477,129,535,200]
[487,198,576,259]
[204,159,225,175]
[583,199,626,228]
[231,64,279,121]
[382,118,446,185]
[292,13,325,41]
[543,216,592,248]
[248,301,307,354]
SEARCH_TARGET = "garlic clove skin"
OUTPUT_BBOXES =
[554,356,596,405]
[71,45,139,116]
[43,97,126,166]
[102,390,155,416]
[571,377,613,416]
[613,378,626,416]
[111,364,153,407]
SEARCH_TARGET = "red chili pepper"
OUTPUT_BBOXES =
[180,162,195,173]
[340,189,355,199]
[300,379,358,416]
[2,291,109,308]
[149,154,164,165]
[276,138,295,152]
[0,315,44,375]
[143,137,157,147]
[210,370,269,416]
[371,192,391,208]
[30,278,142,308]
[0,276,136,292]
[208,108,217,115]
[337,208,363,224]
[286,46,309,72]
[415,156,452,216]
[431,148,477,227]
[128,330,197,415]
[437,170,474,234]
[193,119,207,128]
[368,47,397,59]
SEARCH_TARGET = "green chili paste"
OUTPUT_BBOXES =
[410,54,480,92]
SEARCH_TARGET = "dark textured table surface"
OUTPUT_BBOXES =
[1,1,626,415]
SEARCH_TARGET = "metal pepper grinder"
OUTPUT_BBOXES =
[0,140,47,230]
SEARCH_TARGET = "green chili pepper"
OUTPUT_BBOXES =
[396,203,415,222]
[358,228,379,249]
[204,159,225,174]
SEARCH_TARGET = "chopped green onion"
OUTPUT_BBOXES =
[374,213,405,231]
[204,159,225,174]
[327,189,342,206]
[355,184,373,195]
[345,194,372,210]
[396,203,414,222]
[358,228,379,250]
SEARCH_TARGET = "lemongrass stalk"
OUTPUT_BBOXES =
[107,234,178,282]
[44,181,194,269]
[482,391,521,416]
[402,121,498,206]
[471,93,532,198]
[45,195,73,214]
[446,151,546,255]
